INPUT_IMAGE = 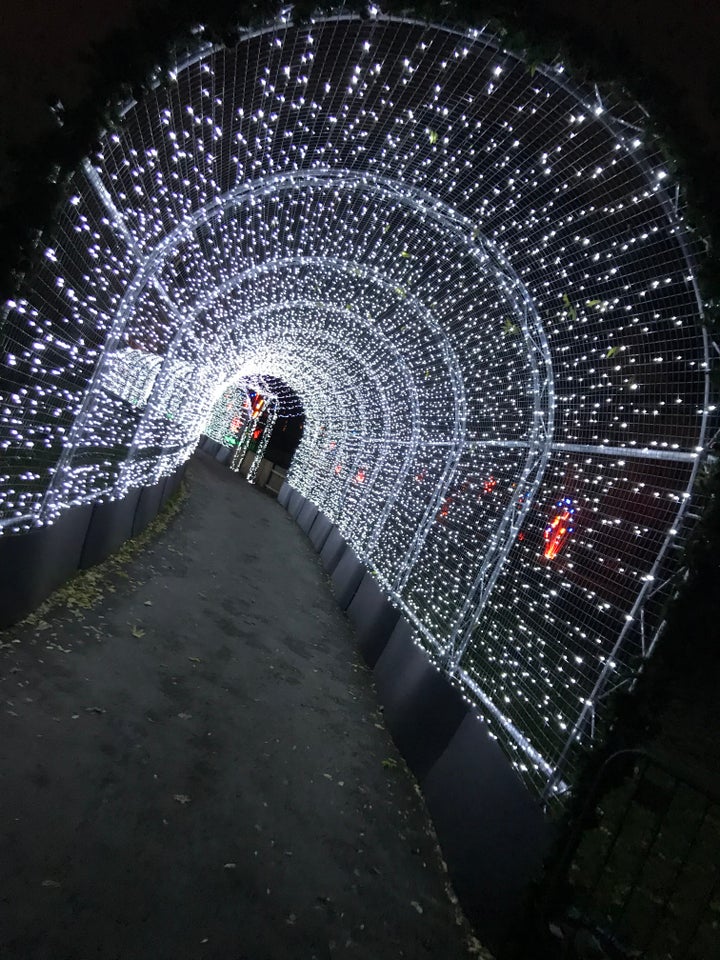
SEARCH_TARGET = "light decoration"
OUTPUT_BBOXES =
[205,384,251,446]
[543,497,576,561]
[228,390,265,472]
[0,10,716,799]
[246,398,279,484]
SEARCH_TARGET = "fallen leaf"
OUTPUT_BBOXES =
[382,758,398,769]
[131,625,145,638]
[224,862,237,869]
[85,706,106,714]
[411,900,424,914]
[144,600,153,606]
[177,712,193,720]
[41,879,61,888]
[188,657,202,664]
[173,794,192,805]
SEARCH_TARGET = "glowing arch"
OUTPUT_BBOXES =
[1,12,713,796]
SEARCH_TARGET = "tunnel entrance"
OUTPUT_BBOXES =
[205,375,305,484]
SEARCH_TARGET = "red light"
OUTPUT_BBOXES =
[483,476,498,495]
[354,469,366,484]
[334,463,342,475]
[543,498,576,560]
[252,428,262,440]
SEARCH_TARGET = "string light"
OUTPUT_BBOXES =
[0,13,713,796]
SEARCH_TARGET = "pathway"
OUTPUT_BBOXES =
[0,454,477,960]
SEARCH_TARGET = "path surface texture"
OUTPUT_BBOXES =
[0,454,477,960]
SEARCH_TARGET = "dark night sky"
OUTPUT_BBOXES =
[0,1,144,142]
[1,0,719,198]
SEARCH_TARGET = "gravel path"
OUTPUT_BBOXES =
[0,454,477,960]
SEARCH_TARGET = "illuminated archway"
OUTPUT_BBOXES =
[1,12,713,796]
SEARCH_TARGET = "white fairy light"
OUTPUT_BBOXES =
[0,14,713,796]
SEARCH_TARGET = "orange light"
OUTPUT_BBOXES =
[543,500,575,560]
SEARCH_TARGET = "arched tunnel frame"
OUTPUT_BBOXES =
[2,8,716,797]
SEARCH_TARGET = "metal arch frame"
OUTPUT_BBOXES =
[49,11,714,799]
[100,8,711,459]
[77,169,471,500]
[65,161,544,523]
[135,170,552,593]
[164,243,467,537]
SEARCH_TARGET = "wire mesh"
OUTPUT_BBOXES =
[0,12,714,796]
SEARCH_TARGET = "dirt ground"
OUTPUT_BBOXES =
[0,454,480,960]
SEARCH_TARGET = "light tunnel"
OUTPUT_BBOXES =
[0,11,714,798]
